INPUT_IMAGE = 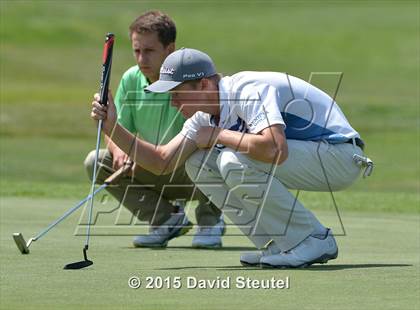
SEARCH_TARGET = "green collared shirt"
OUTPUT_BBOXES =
[114,66,185,145]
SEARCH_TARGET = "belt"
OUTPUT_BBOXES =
[345,137,364,150]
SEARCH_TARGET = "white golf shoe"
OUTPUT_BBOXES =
[192,217,226,249]
[260,229,338,268]
[133,211,193,248]
[240,242,282,266]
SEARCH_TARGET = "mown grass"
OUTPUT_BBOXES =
[1,1,418,199]
[0,196,419,310]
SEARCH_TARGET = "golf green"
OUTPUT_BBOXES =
[0,196,418,309]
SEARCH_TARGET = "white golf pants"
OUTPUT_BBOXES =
[185,139,363,251]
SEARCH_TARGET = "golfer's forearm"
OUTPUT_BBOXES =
[218,129,286,164]
[104,124,170,174]
[104,135,118,153]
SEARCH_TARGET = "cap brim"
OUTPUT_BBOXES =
[145,80,182,93]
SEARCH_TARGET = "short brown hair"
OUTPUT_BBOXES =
[129,11,176,46]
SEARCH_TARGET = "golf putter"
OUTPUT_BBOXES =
[12,161,132,255]
[65,33,115,270]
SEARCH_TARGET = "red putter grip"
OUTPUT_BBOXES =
[102,35,114,63]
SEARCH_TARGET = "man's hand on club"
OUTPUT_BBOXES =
[109,148,136,177]
[111,147,129,171]
[91,91,117,134]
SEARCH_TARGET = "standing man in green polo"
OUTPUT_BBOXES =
[84,11,224,248]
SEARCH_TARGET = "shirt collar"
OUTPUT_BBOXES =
[217,76,232,128]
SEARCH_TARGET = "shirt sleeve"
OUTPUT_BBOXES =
[114,72,136,133]
[180,112,210,141]
[235,83,285,134]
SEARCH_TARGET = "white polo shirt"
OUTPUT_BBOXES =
[180,71,360,143]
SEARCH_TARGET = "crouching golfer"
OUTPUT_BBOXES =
[91,48,370,268]
[86,12,224,249]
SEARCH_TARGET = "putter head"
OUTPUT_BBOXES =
[12,233,30,254]
[63,259,93,270]
[63,246,93,270]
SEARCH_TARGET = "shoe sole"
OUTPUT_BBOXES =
[133,221,193,248]
[192,243,222,249]
[240,260,260,267]
[260,250,338,269]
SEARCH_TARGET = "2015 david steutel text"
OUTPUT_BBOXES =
[128,275,290,290]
